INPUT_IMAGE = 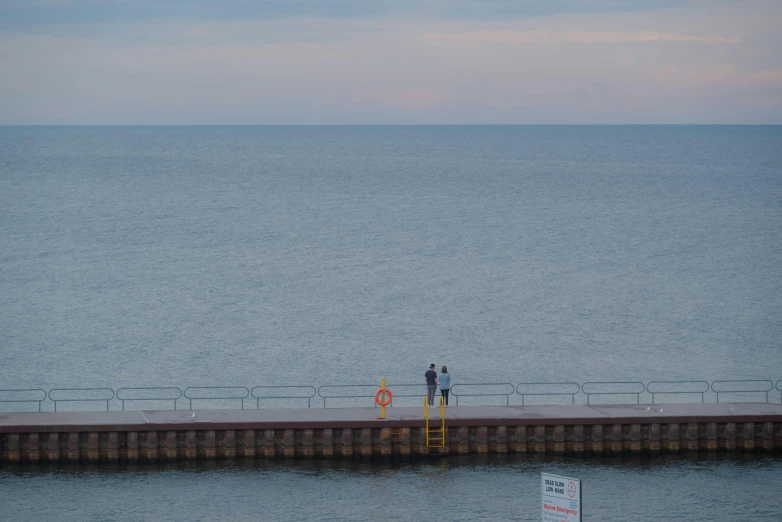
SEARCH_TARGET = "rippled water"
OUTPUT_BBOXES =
[1,126,781,519]
[2,455,781,521]
[1,126,781,391]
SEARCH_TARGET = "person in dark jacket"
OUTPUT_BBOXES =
[425,363,438,406]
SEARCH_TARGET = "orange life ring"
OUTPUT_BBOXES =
[374,388,392,407]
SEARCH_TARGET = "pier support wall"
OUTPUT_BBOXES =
[2,419,781,465]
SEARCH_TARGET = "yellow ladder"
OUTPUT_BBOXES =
[424,396,446,451]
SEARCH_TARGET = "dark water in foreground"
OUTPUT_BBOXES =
[2,455,781,521]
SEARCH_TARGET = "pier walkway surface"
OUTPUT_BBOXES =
[1,403,781,464]
[2,402,782,431]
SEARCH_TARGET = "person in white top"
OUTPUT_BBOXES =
[439,365,451,406]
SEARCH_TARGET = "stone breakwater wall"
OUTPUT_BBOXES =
[1,422,782,465]
[1,405,781,465]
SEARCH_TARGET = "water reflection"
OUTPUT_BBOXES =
[2,454,781,521]
[3,451,779,475]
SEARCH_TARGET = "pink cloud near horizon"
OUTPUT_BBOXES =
[0,0,780,123]
[423,30,742,45]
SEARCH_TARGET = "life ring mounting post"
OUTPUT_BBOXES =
[376,378,392,419]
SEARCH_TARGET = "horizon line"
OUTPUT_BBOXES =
[2,123,781,127]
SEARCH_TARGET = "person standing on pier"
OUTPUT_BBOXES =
[439,365,451,407]
[425,363,438,407]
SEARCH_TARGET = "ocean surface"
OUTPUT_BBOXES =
[1,125,781,520]
[2,125,781,391]
[1,455,782,521]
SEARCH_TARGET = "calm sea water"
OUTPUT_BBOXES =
[1,455,782,521]
[1,125,780,390]
[1,126,781,520]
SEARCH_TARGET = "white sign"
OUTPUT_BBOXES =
[541,473,581,522]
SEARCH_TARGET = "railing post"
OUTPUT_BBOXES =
[47,388,115,412]
[183,387,249,410]
[582,382,644,405]
[116,388,182,411]
[516,383,580,407]
[710,380,774,403]
[448,383,514,406]
[0,389,47,413]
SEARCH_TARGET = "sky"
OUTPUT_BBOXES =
[0,0,780,124]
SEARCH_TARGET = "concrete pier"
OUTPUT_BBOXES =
[1,403,780,465]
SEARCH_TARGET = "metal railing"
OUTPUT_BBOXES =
[251,386,317,408]
[48,388,115,412]
[777,380,782,402]
[646,381,710,404]
[450,383,515,406]
[183,386,250,410]
[1,378,780,412]
[317,385,379,408]
[316,383,431,408]
[116,387,182,411]
[384,383,430,406]
[516,382,580,405]
[710,380,774,403]
[581,382,645,405]
[0,389,47,412]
